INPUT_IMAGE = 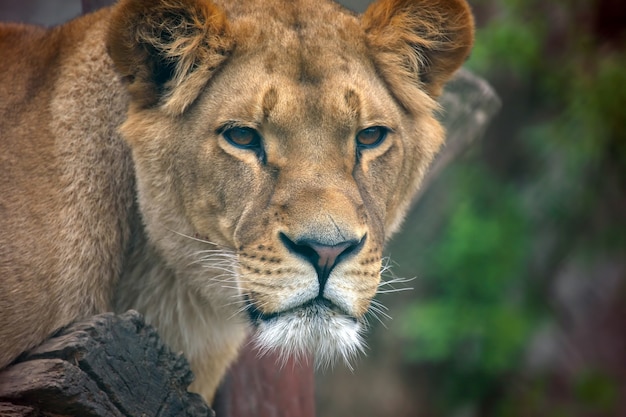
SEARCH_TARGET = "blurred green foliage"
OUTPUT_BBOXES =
[393,0,626,414]
[401,167,532,364]
[399,163,539,410]
[399,164,537,407]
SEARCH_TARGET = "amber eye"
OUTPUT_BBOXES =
[356,126,388,148]
[221,126,266,163]
[223,127,261,148]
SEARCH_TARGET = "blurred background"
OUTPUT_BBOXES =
[319,1,626,416]
[2,0,624,416]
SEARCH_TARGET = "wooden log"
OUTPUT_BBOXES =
[0,311,214,417]
[0,403,39,417]
[0,359,124,417]
[415,68,502,201]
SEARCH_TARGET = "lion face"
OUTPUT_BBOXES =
[107,0,474,365]
[191,53,409,364]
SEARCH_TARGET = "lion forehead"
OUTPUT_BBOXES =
[222,0,367,79]
[200,56,401,140]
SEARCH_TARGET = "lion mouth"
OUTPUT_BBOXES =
[246,296,356,324]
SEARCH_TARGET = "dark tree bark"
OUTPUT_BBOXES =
[416,68,502,201]
[0,311,214,417]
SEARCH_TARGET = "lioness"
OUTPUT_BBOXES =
[0,0,473,402]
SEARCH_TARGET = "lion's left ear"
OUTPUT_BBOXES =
[106,0,233,114]
[362,0,474,100]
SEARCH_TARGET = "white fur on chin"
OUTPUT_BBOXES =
[252,303,365,370]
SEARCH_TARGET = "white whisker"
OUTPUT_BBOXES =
[167,228,221,246]
[377,287,414,294]
[369,303,392,321]
[377,257,415,298]
[220,285,242,291]
[365,309,385,328]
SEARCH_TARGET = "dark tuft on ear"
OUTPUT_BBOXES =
[362,0,474,101]
[106,0,233,114]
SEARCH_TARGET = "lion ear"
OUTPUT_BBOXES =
[361,0,474,100]
[106,0,233,114]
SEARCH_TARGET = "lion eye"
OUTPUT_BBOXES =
[221,126,266,163]
[223,127,261,148]
[356,126,388,148]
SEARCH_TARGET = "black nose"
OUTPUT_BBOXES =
[280,233,365,294]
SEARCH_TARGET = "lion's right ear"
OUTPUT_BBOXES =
[106,0,232,115]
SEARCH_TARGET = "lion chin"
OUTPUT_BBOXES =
[250,298,365,369]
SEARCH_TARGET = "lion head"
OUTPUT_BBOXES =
[107,0,473,368]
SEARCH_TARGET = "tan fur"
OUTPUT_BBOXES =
[0,0,473,403]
